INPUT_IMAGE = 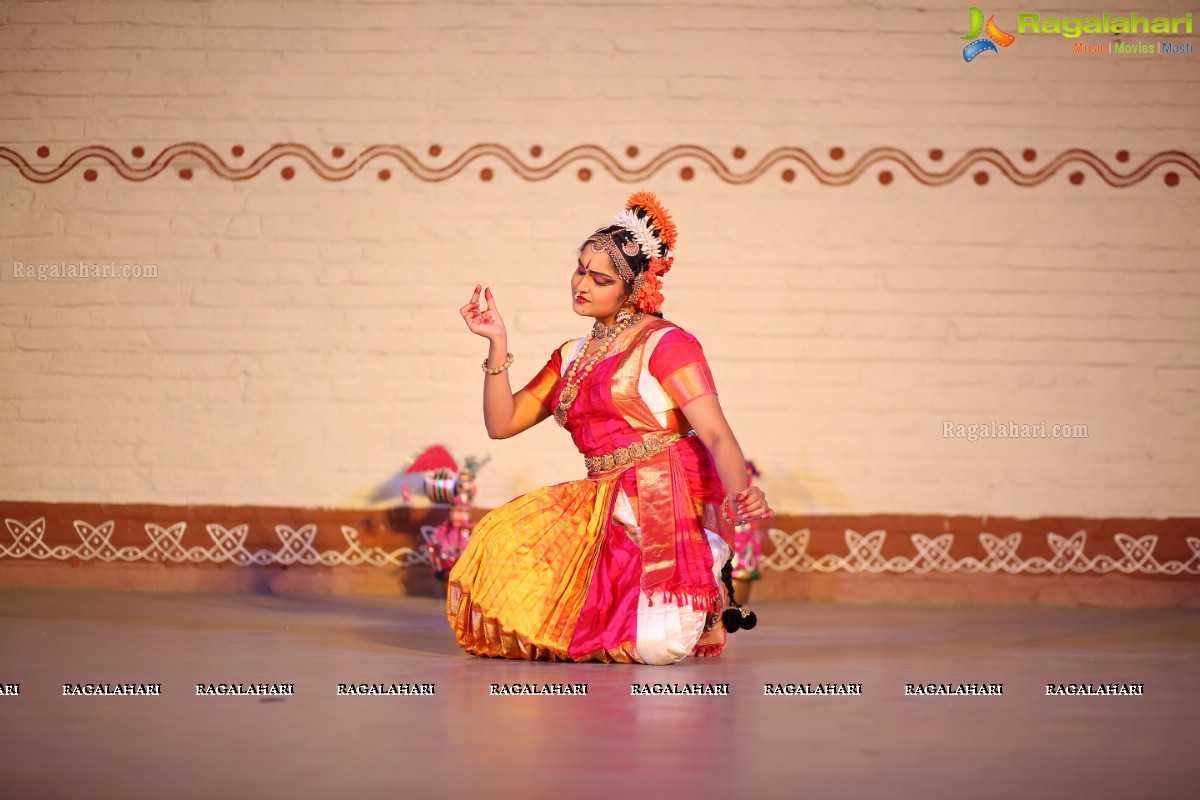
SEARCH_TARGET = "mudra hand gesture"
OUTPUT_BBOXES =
[728,485,772,523]
[461,284,506,341]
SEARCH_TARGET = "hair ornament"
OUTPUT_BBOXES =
[636,271,665,315]
[647,254,673,278]
[610,208,663,260]
[583,190,678,316]
[624,190,677,251]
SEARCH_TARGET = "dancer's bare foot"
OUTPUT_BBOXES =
[691,618,727,657]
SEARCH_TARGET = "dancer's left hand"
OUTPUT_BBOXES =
[731,486,771,521]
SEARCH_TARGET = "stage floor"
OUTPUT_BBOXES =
[0,587,1196,799]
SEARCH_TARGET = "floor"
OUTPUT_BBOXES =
[0,586,1197,799]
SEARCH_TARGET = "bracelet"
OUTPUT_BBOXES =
[481,352,514,374]
[721,497,743,526]
[722,496,770,526]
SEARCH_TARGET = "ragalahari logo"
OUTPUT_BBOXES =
[961,7,1016,61]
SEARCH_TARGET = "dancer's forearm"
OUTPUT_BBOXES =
[705,429,750,501]
[482,336,515,439]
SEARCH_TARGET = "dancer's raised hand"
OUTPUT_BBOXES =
[460,285,507,341]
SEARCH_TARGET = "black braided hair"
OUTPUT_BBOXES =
[719,557,758,633]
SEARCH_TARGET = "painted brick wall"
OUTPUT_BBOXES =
[1,0,1197,516]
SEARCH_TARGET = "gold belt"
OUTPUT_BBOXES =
[584,432,690,475]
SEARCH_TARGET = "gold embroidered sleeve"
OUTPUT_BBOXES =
[648,328,718,408]
[660,362,718,408]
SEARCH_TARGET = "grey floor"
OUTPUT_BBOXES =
[0,586,1197,800]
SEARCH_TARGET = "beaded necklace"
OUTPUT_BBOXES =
[554,312,644,427]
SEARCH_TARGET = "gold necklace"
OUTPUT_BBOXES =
[592,307,634,339]
[554,313,644,427]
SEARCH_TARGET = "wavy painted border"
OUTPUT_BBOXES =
[0,143,1196,187]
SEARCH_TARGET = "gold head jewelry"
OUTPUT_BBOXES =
[583,235,635,283]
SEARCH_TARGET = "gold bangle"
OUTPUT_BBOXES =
[723,496,770,526]
[722,497,744,526]
[481,352,514,374]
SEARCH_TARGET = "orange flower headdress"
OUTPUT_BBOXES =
[607,190,677,315]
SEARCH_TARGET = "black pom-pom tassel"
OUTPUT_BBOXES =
[718,556,760,634]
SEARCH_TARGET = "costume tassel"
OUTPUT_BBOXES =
[718,556,759,634]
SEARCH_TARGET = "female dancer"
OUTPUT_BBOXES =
[448,191,771,664]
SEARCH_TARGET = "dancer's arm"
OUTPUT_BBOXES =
[483,353,551,439]
[648,328,771,521]
[683,395,771,520]
[461,285,551,439]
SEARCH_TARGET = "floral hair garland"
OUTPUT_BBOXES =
[610,190,677,315]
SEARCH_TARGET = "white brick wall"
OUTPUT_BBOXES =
[0,0,1197,515]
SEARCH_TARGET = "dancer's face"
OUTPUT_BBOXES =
[571,243,628,321]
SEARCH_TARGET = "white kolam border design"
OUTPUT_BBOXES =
[1,517,438,568]
[3,516,1198,575]
[760,528,1200,575]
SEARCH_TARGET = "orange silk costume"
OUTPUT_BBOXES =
[446,318,734,665]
